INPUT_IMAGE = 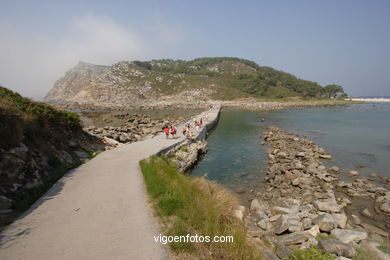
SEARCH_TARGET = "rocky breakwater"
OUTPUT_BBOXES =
[237,126,390,259]
[85,113,182,149]
[165,140,208,172]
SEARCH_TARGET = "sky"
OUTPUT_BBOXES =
[0,0,389,99]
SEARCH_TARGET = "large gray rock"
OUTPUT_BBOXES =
[332,213,348,229]
[318,239,356,258]
[312,213,337,232]
[274,215,289,234]
[279,232,313,246]
[313,200,342,213]
[331,229,368,244]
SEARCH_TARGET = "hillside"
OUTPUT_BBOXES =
[0,86,103,225]
[45,57,346,108]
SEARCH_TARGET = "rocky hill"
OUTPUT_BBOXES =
[0,86,103,227]
[45,57,346,108]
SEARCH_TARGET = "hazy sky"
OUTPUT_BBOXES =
[0,0,389,99]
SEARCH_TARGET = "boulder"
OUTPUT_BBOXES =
[274,215,289,234]
[380,202,390,213]
[319,154,332,159]
[331,229,368,244]
[302,218,312,230]
[351,214,362,225]
[329,166,340,173]
[313,200,342,213]
[361,208,373,219]
[232,209,244,222]
[312,214,337,232]
[287,218,303,233]
[318,239,356,258]
[349,170,359,176]
[306,225,320,237]
[332,213,348,229]
[271,206,293,215]
[279,232,313,246]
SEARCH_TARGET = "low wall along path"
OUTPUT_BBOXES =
[0,106,221,260]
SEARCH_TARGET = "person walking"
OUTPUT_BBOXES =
[170,126,177,139]
[196,121,201,132]
[164,127,170,139]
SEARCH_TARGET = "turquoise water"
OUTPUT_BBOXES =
[192,103,390,194]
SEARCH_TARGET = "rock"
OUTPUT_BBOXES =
[296,152,305,158]
[288,218,303,232]
[331,229,368,244]
[250,199,262,212]
[276,244,292,259]
[232,209,244,222]
[0,196,13,209]
[349,170,359,176]
[119,133,128,142]
[312,214,337,232]
[329,166,340,173]
[361,208,374,219]
[319,154,332,159]
[279,232,312,246]
[257,219,269,230]
[313,200,342,213]
[274,215,289,234]
[332,213,348,229]
[306,224,320,237]
[351,214,362,225]
[271,206,292,215]
[276,152,288,159]
[380,202,390,213]
[360,223,389,237]
[302,218,312,230]
[292,177,312,186]
[270,214,281,222]
[318,239,356,258]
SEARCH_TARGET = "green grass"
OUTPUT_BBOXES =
[316,234,339,241]
[180,145,188,152]
[286,247,335,260]
[378,243,390,254]
[140,156,262,259]
[352,247,379,260]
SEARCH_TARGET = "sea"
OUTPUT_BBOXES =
[191,102,390,198]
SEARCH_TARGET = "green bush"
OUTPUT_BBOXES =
[287,247,335,260]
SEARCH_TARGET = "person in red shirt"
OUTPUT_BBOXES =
[164,127,170,139]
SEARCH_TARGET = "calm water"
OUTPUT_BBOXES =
[192,103,390,196]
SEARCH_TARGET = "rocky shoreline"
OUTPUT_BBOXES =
[52,99,359,112]
[233,126,390,259]
[84,113,189,149]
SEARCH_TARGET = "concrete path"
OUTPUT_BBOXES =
[0,107,220,260]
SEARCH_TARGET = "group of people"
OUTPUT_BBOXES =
[164,126,177,139]
[164,113,209,140]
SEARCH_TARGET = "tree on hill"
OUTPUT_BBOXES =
[322,84,345,98]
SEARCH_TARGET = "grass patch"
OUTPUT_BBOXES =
[140,156,262,259]
[287,246,335,260]
[353,247,379,260]
[180,145,188,152]
[316,234,339,241]
[378,243,390,254]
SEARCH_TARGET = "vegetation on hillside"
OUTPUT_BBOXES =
[0,86,80,150]
[128,57,346,99]
[140,156,262,259]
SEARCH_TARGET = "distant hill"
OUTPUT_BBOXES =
[45,57,346,108]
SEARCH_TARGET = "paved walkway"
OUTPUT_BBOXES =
[0,107,220,260]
